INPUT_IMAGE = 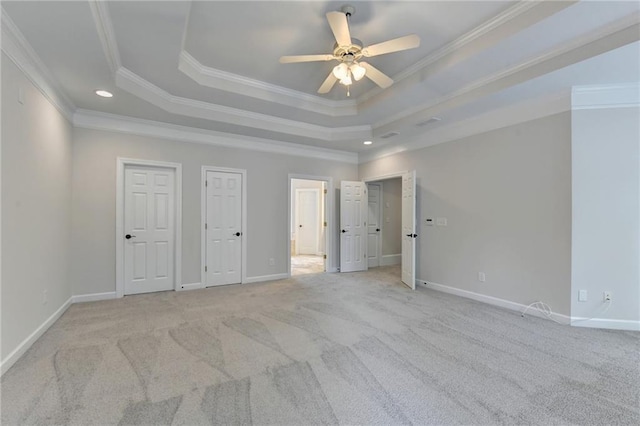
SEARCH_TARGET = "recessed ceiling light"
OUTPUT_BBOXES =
[95,90,113,98]
[363,141,373,145]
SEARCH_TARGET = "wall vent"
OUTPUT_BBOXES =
[380,131,400,139]
[416,116,442,127]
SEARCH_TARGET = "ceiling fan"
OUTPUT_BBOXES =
[279,5,420,96]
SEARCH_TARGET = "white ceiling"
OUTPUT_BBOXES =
[2,1,639,156]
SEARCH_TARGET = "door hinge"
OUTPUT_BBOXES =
[205,265,208,272]
[205,223,208,230]
[205,180,208,187]
[323,254,327,259]
[324,189,327,194]
[324,221,327,227]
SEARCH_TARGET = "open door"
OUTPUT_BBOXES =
[401,171,416,289]
[340,181,368,272]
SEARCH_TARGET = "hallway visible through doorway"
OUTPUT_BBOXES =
[290,178,327,276]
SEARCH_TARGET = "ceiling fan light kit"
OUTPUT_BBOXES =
[279,5,420,96]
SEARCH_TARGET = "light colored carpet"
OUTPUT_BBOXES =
[291,255,324,276]
[1,265,638,425]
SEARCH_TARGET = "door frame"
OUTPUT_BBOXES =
[366,182,383,268]
[288,174,334,276]
[116,158,183,298]
[201,166,248,288]
[294,188,321,255]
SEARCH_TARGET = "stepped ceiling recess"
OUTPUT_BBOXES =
[2,1,639,161]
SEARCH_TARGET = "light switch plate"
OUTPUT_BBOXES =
[425,218,434,226]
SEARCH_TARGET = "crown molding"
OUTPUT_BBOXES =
[115,67,371,141]
[357,0,577,107]
[73,109,359,164]
[88,0,121,74]
[373,12,640,137]
[179,51,358,117]
[359,90,572,164]
[572,82,640,110]
[1,8,75,121]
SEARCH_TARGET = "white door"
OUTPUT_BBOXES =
[296,189,319,255]
[401,171,417,289]
[205,171,242,286]
[124,166,175,295]
[367,183,382,268]
[340,181,367,272]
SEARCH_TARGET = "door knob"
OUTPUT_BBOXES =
[406,234,412,237]
[341,229,347,233]
[376,228,380,232]
[299,224,303,228]
[234,232,242,237]
[125,234,136,239]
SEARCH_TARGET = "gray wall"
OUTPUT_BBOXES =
[1,54,73,361]
[359,113,572,315]
[71,128,357,295]
[571,106,640,322]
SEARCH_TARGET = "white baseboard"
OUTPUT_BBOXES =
[177,282,202,291]
[571,318,640,331]
[416,280,571,324]
[327,267,339,273]
[1,296,73,376]
[72,291,117,303]
[380,254,401,266]
[244,273,289,284]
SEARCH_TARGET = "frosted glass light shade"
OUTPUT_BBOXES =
[350,63,366,81]
[332,63,349,80]
[340,72,352,86]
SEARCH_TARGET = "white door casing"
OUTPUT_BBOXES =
[340,181,368,273]
[123,166,176,295]
[205,170,243,287]
[401,171,417,289]
[295,188,320,255]
[367,183,382,268]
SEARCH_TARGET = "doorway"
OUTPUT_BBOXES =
[367,179,402,272]
[289,177,330,276]
[116,158,182,297]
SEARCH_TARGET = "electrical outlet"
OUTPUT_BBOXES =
[436,217,447,226]
[43,290,48,305]
[268,258,275,266]
[578,290,588,302]
[478,272,486,282]
[603,291,612,302]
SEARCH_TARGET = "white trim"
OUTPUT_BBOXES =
[372,13,640,137]
[358,0,546,105]
[73,109,358,164]
[571,318,640,331]
[244,273,289,284]
[1,297,73,376]
[288,174,335,277]
[115,67,371,142]
[72,292,117,303]
[201,166,248,287]
[177,282,203,292]
[380,254,401,266]
[363,171,409,182]
[572,83,640,110]
[417,280,571,324]
[88,0,121,74]
[179,51,358,117]
[0,8,75,121]
[360,91,571,164]
[116,158,183,298]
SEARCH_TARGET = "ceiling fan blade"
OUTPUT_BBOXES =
[318,72,338,94]
[279,54,334,64]
[360,62,393,89]
[362,34,420,57]
[326,11,352,47]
